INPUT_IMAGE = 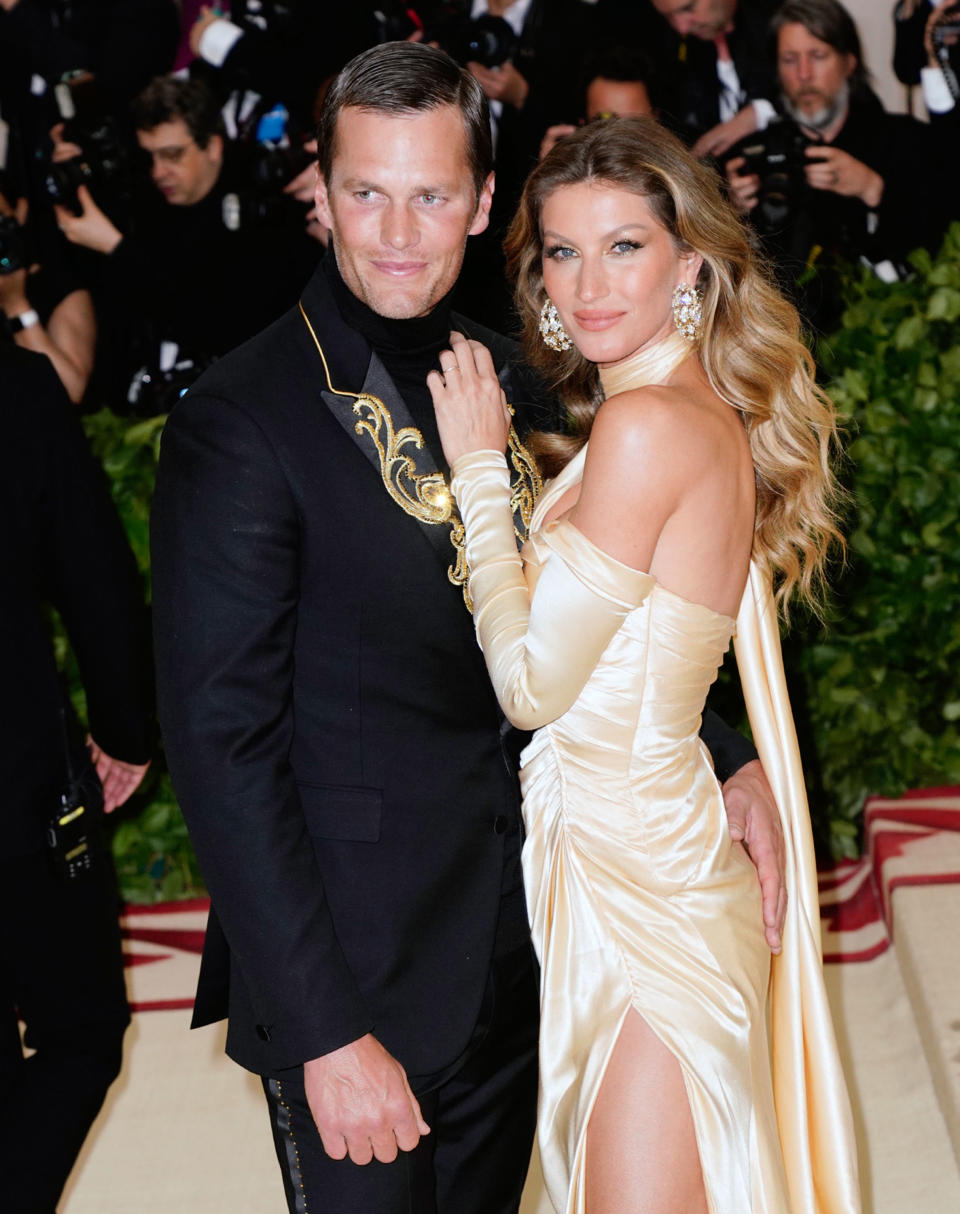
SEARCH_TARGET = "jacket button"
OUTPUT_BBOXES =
[256,1024,272,1042]
[493,815,508,835]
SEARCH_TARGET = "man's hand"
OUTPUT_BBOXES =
[692,106,759,159]
[87,737,150,813]
[722,759,786,953]
[539,123,576,160]
[724,155,760,213]
[304,1034,430,1164]
[189,5,225,57]
[926,0,960,62]
[805,145,884,208]
[467,60,529,109]
[282,140,328,244]
[54,185,123,254]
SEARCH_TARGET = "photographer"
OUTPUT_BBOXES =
[53,75,318,410]
[183,2,374,134]
[0,0,178,114]
[0,190,96,403]
[725,0,946,331]
[0,341,152,1213]
[645,0,781,155]
[538,43,657,160]
[894,1,959,128]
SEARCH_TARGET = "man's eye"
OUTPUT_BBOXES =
[420,193,443,204]
[354,189,375,201]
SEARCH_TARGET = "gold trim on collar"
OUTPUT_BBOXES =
[299,300,541,612]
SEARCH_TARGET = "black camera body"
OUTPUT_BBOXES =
[127,349,214,415]
[0,213,28,275]
[731,120,815,234]
[36,75,132,215]
[374,3,518,67]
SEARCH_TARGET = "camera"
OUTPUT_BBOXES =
[729,120,814,234]
[35,74,132,214]
[0,213,28,275]
[127,347,214,415]
[222,104,314,232]
[436,13,517,67]
[374,3,517,67]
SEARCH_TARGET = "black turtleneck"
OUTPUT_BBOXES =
[323,252,454,469]
[323,253,530,954]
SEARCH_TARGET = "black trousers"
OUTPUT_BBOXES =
[263,940,540,1214]
[0,847,130,1214]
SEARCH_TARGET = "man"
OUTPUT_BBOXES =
[55,75,316,405]
[538,43,657,160]
[726,0,946,330]
[0,342,153,1212]
[646,0,780,154]
[152,40,786,1214]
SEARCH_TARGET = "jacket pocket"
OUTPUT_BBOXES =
[296,783,383,842]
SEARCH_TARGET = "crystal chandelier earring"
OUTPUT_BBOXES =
[672,283,703,342]
[539,298,572,352]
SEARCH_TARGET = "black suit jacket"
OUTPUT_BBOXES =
[1,344,153,857]
[151,266,557,1082]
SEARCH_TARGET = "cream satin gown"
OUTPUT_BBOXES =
[449,331,861,1214]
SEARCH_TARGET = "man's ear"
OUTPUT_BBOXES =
[843,53,857,81]
[314,176,334,231]
[209,133,225,166]
[468,171,496,237]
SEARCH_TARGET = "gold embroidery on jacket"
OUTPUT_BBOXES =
[300,301,541,612]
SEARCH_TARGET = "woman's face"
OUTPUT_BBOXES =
[540,181,701,368]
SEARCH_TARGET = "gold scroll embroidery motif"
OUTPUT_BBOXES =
[300,301,542,612]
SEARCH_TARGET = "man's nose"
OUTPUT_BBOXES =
[381,202,416,251]
[797,56,814,82]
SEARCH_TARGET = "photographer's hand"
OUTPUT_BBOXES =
[805,146,884,207]
[87,737,150,813]
[50,122,84,164]
[692,106,758,159]
[539,124,576,160]
[468,60,529,110]
[926,0,960,62]
[724,156,760,213]
[54,185,122,254]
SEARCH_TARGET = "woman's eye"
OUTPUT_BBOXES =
[544,244,575,261]
[612,240,642,254]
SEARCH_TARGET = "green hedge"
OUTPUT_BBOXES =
[68,225,960,899]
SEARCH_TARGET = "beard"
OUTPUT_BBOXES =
[780,80,850,133]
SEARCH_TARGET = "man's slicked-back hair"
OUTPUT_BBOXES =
[316,41,493,198]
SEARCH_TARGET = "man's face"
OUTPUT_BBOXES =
[137,119,223,206]
[650,0,737,39]
[585,78,654,120]
[777,23,855,129]
[315,105,494,320]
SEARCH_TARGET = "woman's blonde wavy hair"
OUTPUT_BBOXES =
[504,116,844,619]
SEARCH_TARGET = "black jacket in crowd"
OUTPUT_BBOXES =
[1,342,153,858]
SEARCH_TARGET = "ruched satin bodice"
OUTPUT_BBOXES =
[449,337,861,1214]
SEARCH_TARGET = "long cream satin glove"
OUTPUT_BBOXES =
[450,450,654,731]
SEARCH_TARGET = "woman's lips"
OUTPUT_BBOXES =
[573,311,625,332]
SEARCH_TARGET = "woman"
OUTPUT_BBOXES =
[427,118,861,1213]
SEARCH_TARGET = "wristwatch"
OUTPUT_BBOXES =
[6,308,40,334]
